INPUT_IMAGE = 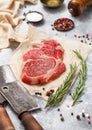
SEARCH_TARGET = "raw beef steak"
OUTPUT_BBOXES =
[23,40,64,60]
[21,40,66,85]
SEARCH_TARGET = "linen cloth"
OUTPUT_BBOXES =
[0,0,37,49]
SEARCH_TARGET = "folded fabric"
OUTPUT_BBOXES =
[0,0,37,49]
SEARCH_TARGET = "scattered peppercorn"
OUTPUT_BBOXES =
[71,112,74,116]
[74,35,77,37]
[42,87,45,90]
[80,40,83,43]
[69,92,71,95]
[76,115,81,120]
[83,35,85,38]
[87,115,90,120]
[22,18,25,21]
[57,108,60,111]
[86,34,89,39]
[60,114,62,117]
[35,92,42,96]
[52,28,55,31]
[23,12,26,16]
[82,112,85,118]
[46,89,54,96]
[74,33,92,45]
[88,120,91,125]
[60,116,64,122]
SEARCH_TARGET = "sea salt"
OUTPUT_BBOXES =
[26,12,43,22]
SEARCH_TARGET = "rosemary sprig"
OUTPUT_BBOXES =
[72,50,87,106]
[46,64,77,107]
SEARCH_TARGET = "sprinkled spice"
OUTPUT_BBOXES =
[86,34,89,39]
[86,115,91,125]
[74,35,77,37]
[71,112,74,116]
[35,92,42,96]
[76,115,81,120]
[80,40,83,43]
[69,92,71,95]
[46,89,54,96]
[74,33,92,45]
[88,119,91,125]
[60,116,64,121]
[53,18,74,31]
[83,35,85,38]
[52,28,55,31]
[57,108,60,111]
[23,12,26,17]
[82,112,85,118]
[60,114,62,117]
[22,18,25,21]
[42,87,45,90]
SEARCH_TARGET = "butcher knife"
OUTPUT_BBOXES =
[0,65,44,130]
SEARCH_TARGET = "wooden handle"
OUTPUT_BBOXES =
[0,104,15,130]
[68,0,92,16]
[20,111,44,130]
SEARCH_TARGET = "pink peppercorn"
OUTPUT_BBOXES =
[86,34,89,39]
[88,118,91,125]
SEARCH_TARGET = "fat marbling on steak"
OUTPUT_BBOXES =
[21,40,66,85]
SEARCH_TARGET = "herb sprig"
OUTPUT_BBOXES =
[46,64,77,107]
[71,50,87,106]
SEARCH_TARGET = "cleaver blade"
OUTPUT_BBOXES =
[0,65,43,130]
[0,65,15,130]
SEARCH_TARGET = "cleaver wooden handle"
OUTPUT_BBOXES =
[0,104,15,130]
[20,111,44,130]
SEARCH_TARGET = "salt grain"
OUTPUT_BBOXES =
[26,12,43,22]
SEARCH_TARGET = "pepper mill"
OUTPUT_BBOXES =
[68,0,92,16]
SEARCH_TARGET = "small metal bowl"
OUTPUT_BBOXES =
[40,0,64,8]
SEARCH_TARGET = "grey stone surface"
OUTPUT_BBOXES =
[0,0,92,130]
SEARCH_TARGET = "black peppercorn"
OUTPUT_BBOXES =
[60,116,64,122]
[76,115,81,120]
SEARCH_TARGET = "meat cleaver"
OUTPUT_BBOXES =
[0,65,43,130]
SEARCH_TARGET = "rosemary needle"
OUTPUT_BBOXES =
[46,64,77,107]
[72,50,87,106]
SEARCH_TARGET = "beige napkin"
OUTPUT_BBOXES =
[0,0,37,49]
